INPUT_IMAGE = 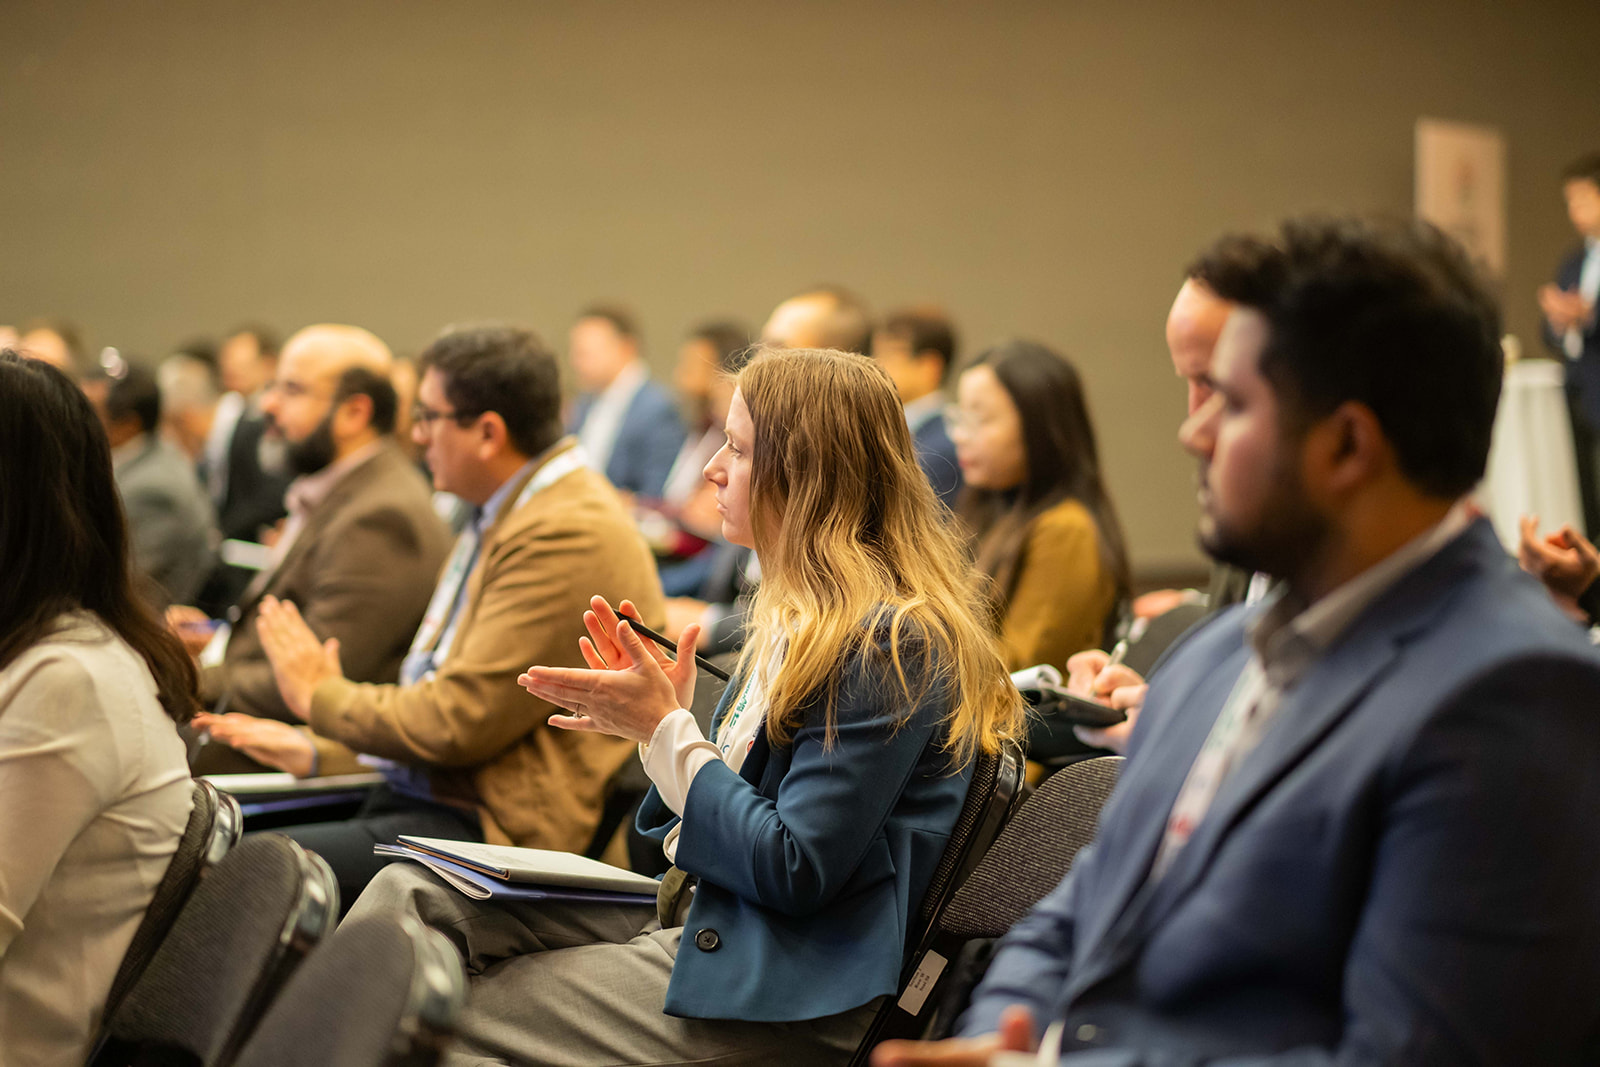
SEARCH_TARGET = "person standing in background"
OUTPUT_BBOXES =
[1540,152,1600,537]
[566,306,685,497]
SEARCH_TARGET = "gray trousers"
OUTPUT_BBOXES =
[348,863,879,1067]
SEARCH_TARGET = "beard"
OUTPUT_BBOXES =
[282,410,338,476]
[1195,455,1329,582]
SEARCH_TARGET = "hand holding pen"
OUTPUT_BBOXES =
[518,595,700,744]
[1064,639,1147,754]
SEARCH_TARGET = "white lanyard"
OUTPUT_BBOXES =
[409,446,589,660]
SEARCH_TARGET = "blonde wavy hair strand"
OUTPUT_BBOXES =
[732,347,1023,765]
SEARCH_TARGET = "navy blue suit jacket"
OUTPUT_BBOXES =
[914,411,963,511]
[1545,246,1600,430]
[569,379,685,497]
[636,629,973,1022]
[964,519,1600,1063]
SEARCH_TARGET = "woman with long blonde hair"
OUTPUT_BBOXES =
[348,346,1023,1066]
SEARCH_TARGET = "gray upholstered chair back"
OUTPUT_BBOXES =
[102,779,232,1017]
[92,833,338,1067]
[231,915,466,1067]
[942,755,1124,940]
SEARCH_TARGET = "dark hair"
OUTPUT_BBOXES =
[332,366,398,434]
[226,323,282,359]
[1234,217,1503,498]
[417,325,563,459]
[1186,234,1285,306]
[105,361,162,434]
[172,335,220,368]
[0,352,198,722]
[689,320,753,373]
[576,305,639,342]
[1561,153,1600,189]
[958,340,1130,620]
[881,306,958,383]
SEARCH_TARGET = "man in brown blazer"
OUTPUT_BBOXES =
[172,325,451,728]
[197,325,667,903]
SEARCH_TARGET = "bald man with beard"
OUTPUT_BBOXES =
[171,325,451,729]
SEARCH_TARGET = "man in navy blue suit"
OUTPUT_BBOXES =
[873,307,964,510]
[1540,153,1600,536]
[878,218,1600,1065]
[566,305,685,498]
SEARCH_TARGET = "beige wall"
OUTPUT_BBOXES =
[4,0,1599,572]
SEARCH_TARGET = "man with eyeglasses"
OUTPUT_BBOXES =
[170,324,451,736]
[196,325,667,903]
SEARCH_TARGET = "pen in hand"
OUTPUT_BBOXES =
[617,611,732,682]
[1092,639,1131,701]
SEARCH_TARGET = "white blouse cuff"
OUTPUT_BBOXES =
[639,708,722,817]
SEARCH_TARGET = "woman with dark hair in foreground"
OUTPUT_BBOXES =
[0,350,196,1062]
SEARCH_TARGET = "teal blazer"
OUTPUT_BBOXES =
[636,630,973,1022]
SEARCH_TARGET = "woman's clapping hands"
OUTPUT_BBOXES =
[517,596,702,744]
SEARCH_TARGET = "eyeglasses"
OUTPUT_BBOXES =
[411,404,482,428]
[943,403,1004,435]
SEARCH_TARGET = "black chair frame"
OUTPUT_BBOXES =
[102,779,244,1020]
[90,836,339,1067]
[231,914,466,1067]
[847,739,1026,1065]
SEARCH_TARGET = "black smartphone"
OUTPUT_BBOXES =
[1037,691,1127,729]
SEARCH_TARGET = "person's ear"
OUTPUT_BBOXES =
[477,411,509,459]
[1311,401,1386,496]
[333,393,374,439]
[913,349,947,382]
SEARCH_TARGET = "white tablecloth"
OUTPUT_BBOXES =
[1479,358,1583,551]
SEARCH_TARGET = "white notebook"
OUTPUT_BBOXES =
[395,836,662,894]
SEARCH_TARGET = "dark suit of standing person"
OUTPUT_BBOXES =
[94,363,219,607]
[1541,153,1600,536]
[197,325,667,902]
[170,325,451,728]
[876,220,1600,1067]
[565,306,684,498]
[873,307,964,509]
